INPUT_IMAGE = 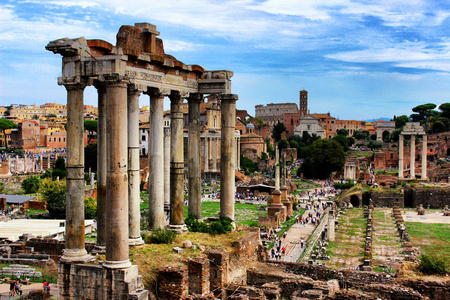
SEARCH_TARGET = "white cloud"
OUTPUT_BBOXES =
[163,40,202,52]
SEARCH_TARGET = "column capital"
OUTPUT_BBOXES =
[218,93,238,102]
[100,74,130,87]
[145,87,170,97]
[187,93,203,103]
[128,83,147,95]
[93,80,106,93]
[169,90,189,102]
[59,77,90,90]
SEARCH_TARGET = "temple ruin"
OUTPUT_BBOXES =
[46,22,238,299]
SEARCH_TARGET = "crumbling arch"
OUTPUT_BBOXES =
[350,195,360,208]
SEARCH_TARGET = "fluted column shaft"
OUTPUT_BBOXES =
[61,81,91,263]
[219,94,238,221]
[410,136,415,179]
[188,93,203,218]
[104,76,131,269]
[96,83,107,249]
[148,90,166,229]
[170,91,185,226]
[398,134,404,179]
[422,135,427,179]
[128,85,144,246]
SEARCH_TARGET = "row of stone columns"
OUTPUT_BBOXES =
[398,134,427,179]
[60,77,238,267]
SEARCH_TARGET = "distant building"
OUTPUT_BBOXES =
[336,119,366,136]
[255,102,298,126]
[310,113,337,139]
[299,90,308,117]
[240,123,267,162]
[294,115,325,138]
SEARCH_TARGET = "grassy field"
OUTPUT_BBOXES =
[0,263,58,283]
[325,208,367,269]
[406,222,450,259]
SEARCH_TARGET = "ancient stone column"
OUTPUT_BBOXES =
[422,135,427,179]
[398,134,404,179]
[128,85,144,246]
[60,80,92,263]
[47,155,50,169]
[275,145,280,191]
[204,137,209,172]
[328,209,335,242]
[148,89,168,230]
[32,155,35,173]
[103,75,131,269]
[188,93,203,218]
[212,137,217,172]
[40,155,43,172]
[169,91,187,231]
[410,136,415,179]
[164,127,171,206]
[15,155,18,173]
[219,94,238,221]
[237,137,240,170]
[24,155,27,173]
[95,83,107,252]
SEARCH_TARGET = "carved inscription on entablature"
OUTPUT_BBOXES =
[126,69,163,83]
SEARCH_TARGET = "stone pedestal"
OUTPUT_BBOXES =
[219,94,238,221]
[58,262,148,300]
[281,198,293,217]
[268,190,286,223]
[280,186,288,199]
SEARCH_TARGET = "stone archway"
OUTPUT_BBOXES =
[382,130,391,142]
[350,195,360,207]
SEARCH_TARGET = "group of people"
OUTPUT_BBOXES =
[9,280,23,297]
[271,238,286,260]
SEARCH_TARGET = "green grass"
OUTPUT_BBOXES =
[406,222,450,259]
[182,201,268,226]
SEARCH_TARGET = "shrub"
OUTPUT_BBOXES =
[185,215,232,235]
[147,228,177,244]
[40,178,66,219]
[84,197,97,219]
[419,253,449,275]
[21,175,41,194]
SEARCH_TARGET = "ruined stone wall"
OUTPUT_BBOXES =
[26,238,95,260]
[228,229,261,284]
[370,192,404,207]
[410,187,450,208]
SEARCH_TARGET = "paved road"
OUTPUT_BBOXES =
[0,282,58,299]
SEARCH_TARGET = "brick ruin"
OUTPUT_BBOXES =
[153,230,449,300]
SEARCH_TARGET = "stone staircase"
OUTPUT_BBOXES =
[0,264,42,277]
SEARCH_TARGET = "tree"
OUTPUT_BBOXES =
[3,105,12,116]
[46,114,57,118]
[240,154,259,175]
[438,103,450,119]
[394,115,409,129]
[84,197,97,219]
[368,140,383,150]
[354,130,370,141]
[84,120,98,144]
[272,121,286,142]
[21,175,41,194]
[254,117,264,125]
[40,178,66,219]
[337,129,348,136]
[265,139,274,158]
[309,139,345,179]
[0,119,18,148]
[412,103,437,132]
[278,139,288,151]
[332,135,349,151]
[32,114,39,120]
[85,143,97,172]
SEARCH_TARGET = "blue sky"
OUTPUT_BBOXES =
[1,0,449,120]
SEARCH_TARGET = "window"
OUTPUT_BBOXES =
[142,135,146,141]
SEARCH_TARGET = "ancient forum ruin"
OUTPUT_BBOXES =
[46,23,238,299]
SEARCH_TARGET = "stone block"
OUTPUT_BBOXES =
[173,247,184,253]
[188,258,210,296]
[302,289,323,299]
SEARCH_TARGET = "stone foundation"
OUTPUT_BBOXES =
[58,262,148,299]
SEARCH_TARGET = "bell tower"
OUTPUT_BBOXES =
[299,90,308,117]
